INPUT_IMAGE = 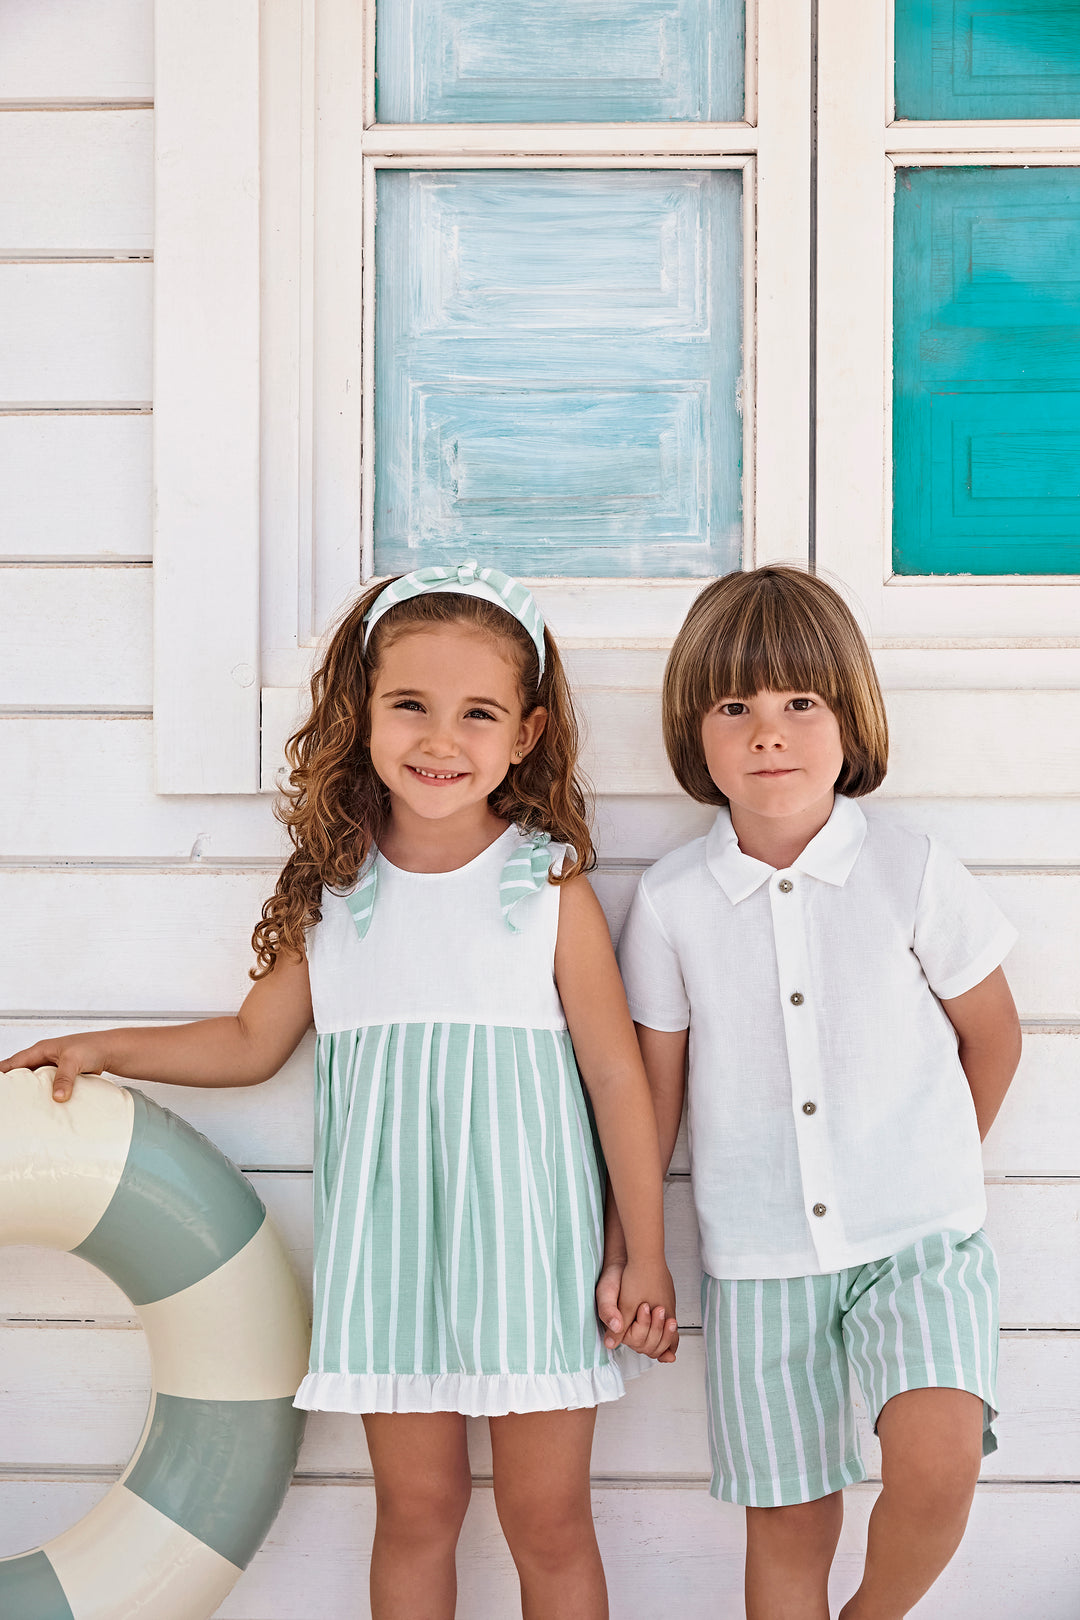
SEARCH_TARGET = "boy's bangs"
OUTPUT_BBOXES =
[700,602,842,710]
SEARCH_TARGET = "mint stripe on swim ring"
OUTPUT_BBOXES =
[0,1068,310,1620]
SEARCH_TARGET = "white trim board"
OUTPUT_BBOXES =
[152,0,261,793]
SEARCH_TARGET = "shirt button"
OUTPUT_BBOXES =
[802,1101,817,1115]
[789,991,805,1006]
[778,878,793,893]
[812,1202,827,1217]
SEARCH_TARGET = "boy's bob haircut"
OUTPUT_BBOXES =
[663,565,889,806]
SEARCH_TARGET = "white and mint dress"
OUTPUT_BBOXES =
[294,824,637,1417]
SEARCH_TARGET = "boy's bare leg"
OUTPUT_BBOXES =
[745,1491,843,1620]
[839,1388,983,1620]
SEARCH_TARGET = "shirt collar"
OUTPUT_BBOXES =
[705,794,867,904]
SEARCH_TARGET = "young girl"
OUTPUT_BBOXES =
[4,559,678,1620]
[600,566,1021,1620]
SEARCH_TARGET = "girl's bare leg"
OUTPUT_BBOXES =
[363,1411,472,1620]
[489,1407,607,1620]
[839,1388,983,1620]
[744,1492,843,1620]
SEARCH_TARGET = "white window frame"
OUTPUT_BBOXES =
[815,0,1080,645]
[153,0,812,792]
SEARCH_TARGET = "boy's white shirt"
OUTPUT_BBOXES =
[617,795,1018,1280]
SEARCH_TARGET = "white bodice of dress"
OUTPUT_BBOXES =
[306,825,569,1035]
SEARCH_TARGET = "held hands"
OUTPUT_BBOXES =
[0,1036,109,1102]
[596,1255,679,1363]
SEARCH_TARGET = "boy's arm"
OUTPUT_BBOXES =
[599,1023,687,1358]
[1,949,314,1102]
[939,965,1022,1140]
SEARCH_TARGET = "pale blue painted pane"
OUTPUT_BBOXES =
[896,1,1080,120]
[377,0,744,122]
[894,167,1080,575]
[374,169,743,578]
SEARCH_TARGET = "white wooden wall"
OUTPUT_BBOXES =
[1,3,1078,1614]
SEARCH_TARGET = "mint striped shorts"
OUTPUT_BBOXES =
[702,1229,999,1507]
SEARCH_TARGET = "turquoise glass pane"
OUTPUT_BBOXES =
[896,1,1080,120]
[374,169,743,578]
[893,166,1080,575]
[376,0,744,122]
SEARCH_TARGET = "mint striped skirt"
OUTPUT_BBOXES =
[295,1022,634,1416]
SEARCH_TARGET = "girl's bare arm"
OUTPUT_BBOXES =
[0,949,314,1102]
[940,965,1022,1140]
[554,876,678,1355]
[602,1023,687,1265]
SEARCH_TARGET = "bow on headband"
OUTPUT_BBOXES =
[362,560,547,677]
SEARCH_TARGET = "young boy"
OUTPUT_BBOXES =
[599,566,1021,1619]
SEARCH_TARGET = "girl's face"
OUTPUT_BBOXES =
[368,624,547,827]
[700,689,845,824]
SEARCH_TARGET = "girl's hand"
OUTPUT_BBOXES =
[1,955,312,1103]
[614,1259,679,1363]
[0,1037,110,1103]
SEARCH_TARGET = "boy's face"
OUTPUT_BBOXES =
[700,689,845,826]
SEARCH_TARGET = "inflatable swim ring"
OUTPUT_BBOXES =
[0,1067,310,1620]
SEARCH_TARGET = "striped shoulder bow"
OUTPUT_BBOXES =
[343,848,379,940]
[499,831,556,933]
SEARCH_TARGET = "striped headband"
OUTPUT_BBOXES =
[362,559,547,677]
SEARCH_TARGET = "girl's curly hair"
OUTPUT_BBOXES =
[250,578,594,977]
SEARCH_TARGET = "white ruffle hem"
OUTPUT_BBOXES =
[294,1352,646,1418]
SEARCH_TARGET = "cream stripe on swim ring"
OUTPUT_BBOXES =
[0,1068,311,1620]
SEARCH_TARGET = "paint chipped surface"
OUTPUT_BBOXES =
[377,0,744,123]
[375,169,743,577]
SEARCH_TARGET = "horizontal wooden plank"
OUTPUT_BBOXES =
[586,793,1080,866]
[0,716,283,856]
[1,1023,1073,1181]
[0,1030,315,1170]
[0,263,151,403]
[0,868,263,1014]
[561,647,1080,693]
[0,415,150,560]
[982,1029,1080,1178]
[0,709,1074,868]
[0,1,153,104]
[264,684,1080,798]
[0,111,152,252]
[0,567,151,706]
[0,1479,1076,1617]
[668,1179,1079,1331]
[0,865,1072,1019]
[2,1325,1073,1484]
[885,691,1080,798]
[595,865,1078,1022]
[2,1177,1076,1330]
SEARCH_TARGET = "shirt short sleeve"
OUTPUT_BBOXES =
[616,876,691,1031]
[913,838,1019,1001]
